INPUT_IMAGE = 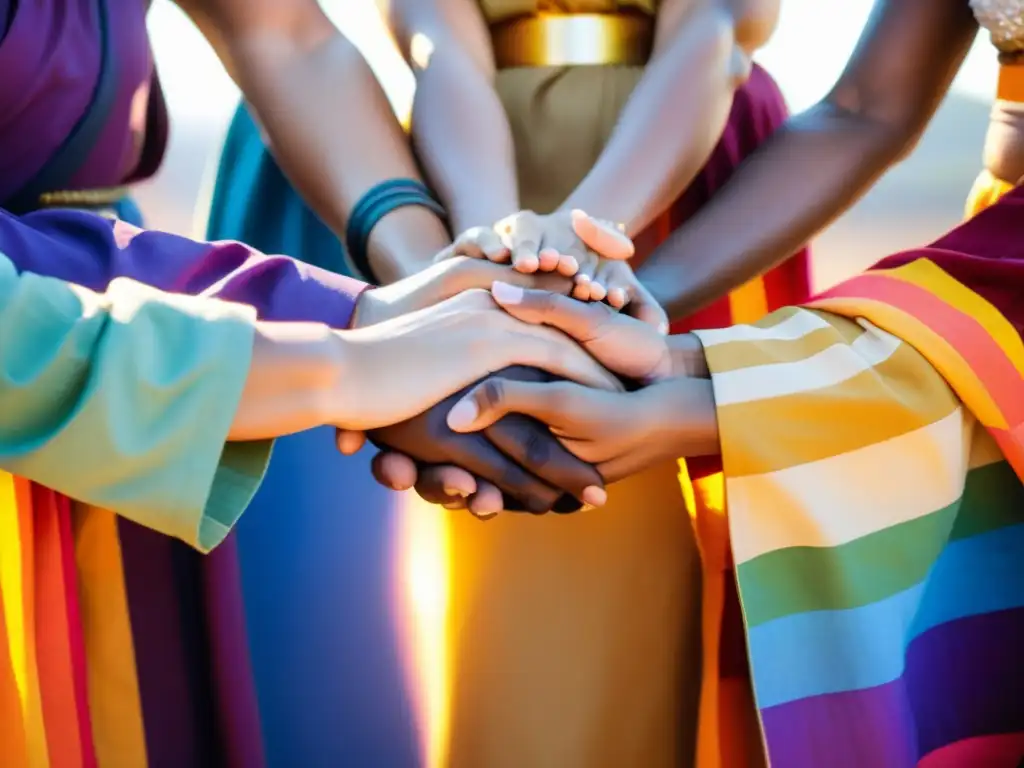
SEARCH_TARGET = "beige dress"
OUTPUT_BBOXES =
[440,3,704,768]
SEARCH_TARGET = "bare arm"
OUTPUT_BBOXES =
[389,0,519,234]
[561,0,778,237]
[636,0,979,319]
[175,0,450,282]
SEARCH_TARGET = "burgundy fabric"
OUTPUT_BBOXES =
[873,183,1024,335]
[633,63,814,333]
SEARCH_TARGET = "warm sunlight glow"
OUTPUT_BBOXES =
[394,498,452,768]
[410,33,436,72]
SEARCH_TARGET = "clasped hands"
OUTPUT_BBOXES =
[340,210,715,518]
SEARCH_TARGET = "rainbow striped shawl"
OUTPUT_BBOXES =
[693,231,1024,762]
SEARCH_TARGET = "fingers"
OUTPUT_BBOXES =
[412,465,476,505]
[627,282,671,333]
[496,211,542,273]
[484,413,606,506]
[448,378,577,433]
[449,432,562,513]
[335,429,367,455]
[570,210,634,261]
[371,451,418,491]
[450,226,510,264]
[492,280,614,342]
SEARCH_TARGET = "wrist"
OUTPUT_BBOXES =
[366,205,450,284]
[668,333,710,378]
[229,322,348,440]
[660,376,720,457]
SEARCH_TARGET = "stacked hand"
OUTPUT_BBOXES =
[369,284,719,518]
[435,209,669,331]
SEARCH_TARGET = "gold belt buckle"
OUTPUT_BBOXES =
[491,13,654,69]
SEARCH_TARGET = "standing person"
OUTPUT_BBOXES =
[442,182,1024,767]
[202,4,637,763]
[383,1,1024,765]
[381,1,811,764]
[0,0,612,764]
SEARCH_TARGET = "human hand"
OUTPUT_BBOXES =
[363,281,711,509]
[436,210,667,328]
[350,254,573,330]
[330,289,621,432]
[446,374,720,484]
[437,209,633,275]
[366,366,606,518]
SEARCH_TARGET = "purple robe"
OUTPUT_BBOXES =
[0,3,367,764]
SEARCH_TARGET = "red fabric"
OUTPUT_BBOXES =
[633,63,813,333]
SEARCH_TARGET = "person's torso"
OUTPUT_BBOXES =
[479,0,658,211]
[0,0,163,203]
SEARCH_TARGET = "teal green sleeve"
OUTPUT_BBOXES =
[0,252,273,553]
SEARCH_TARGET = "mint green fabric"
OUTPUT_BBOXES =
[0,251,272,552]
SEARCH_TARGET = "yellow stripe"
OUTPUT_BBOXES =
[707,329,959,477]
[72,506,148,767]
[876,259,1024,374]
[0,476,50,768]
[968,428,1005,471]
[727,409,970,565]
[701,312,865,373]
[0,473,30,767]
[811,295,1006,429]
[727,276,769,325]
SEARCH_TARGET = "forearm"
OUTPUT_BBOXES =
[224,27,450,281]
[560,7,739,236]
[637,101,912,319]
[411,51,519,233]
[229,320,342,440]
[635,0,979,321]
[1,208,368,327]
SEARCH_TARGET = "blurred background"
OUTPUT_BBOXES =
[140,0,996,290]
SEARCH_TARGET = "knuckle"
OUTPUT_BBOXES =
[522,427,552,468]
[480,378,506,410]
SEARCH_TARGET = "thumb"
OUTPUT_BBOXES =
[570,210,634,261]
[628,284,671,334]
[447,379,571,433]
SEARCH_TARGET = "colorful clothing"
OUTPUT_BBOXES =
[0,207,367,768]
[0,0,370,762]
[205,13,812,767]
[693,184,1024,767]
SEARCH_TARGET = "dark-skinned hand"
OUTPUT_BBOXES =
[367,366,606,518]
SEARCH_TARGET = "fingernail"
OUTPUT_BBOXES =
[581,486,607,507]
[516,255,539,272]
[443,500,465,510]
[491,281,524,305]
[444,486,470,499]
[562,255,579,272]
[446,399,479,430]
[570,208,588,223]
[474,509,500,521]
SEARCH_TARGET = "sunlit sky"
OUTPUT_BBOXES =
[148,0,998,126]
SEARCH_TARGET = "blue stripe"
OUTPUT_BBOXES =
[747,523,1024,709]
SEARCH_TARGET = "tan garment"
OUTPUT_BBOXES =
[439,3,705,767]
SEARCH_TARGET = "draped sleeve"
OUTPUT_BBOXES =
[0,209,370,552]
[687,187,1024,767]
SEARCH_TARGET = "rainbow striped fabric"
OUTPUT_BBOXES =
[0,485,265,768]
[694,256,1024,767]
